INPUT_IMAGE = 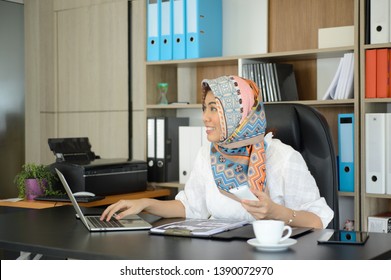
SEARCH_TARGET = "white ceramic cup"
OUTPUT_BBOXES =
[252,220,292,245]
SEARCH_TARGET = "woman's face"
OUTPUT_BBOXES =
[202,91,222,143]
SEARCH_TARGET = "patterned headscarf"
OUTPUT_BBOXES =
[201,75,267,192]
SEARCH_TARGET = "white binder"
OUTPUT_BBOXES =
[147,118,157,182]
[179,126,208,184]
[366,113,386,194]
[386,113,391,194]
[370,0,390,44]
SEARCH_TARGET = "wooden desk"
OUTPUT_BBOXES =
[0,189,171,209]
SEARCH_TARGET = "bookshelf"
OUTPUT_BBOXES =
[359,0,391,231]
[131,0,360,229]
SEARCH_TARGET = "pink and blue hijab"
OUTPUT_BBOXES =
[201,75,267,192]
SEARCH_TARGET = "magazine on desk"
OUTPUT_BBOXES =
[150,218,250,237]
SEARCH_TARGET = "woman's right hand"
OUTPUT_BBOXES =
[100,198,149,221]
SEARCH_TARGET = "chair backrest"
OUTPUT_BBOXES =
[264,103,339,229]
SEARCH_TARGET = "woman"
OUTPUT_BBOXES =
[101,75,333,229]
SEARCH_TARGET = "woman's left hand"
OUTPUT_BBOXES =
[240,188,277,220]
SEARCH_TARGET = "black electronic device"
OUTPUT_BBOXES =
[48,138,147,196]
[317,230,369,245]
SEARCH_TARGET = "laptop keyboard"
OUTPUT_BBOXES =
[87,216,124,228]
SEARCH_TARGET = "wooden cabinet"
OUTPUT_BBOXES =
[25,0,129,164]
[359,0,391,230]
[132,0,360,229]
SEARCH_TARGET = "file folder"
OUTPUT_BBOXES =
[179,126,208,184]
[338,114,354,192]
[172,0,186,60]
[366,113,386,194]
[147,118,157,182]
[365,49,377,98]
[160,0,173,60]
[370,0,390,44]
[186,0,222,59]
[147,0,160,61]
[376,48,390,98]
[155,117,189,182]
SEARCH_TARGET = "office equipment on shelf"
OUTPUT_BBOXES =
[366,113,386,194]
[368,212,391,233]
[179,126,208,184]
[338,113,354,192]
[376,48,390,98]
[185,0,222,59]
[55,168,152,232]
[370,0,390,44]
[150,117,189,182]
[48,137,148,196]
[172,0,186,60]
[147,0,160,61]
[365,49,377,98]
[159,0,173,60]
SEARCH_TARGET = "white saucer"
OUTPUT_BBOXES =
[247,238,297,252]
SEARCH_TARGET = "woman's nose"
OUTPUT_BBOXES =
[202,112,210,123]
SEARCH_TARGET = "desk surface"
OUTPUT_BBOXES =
[0,189,171,209]
[0,206,391,260]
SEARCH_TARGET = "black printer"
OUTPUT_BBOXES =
[48,137,147,196]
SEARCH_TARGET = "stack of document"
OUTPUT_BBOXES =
[322,53,354,100]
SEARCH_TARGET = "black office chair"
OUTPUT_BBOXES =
[264,103,339,229]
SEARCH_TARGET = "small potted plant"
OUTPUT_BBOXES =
[14,163,58,200]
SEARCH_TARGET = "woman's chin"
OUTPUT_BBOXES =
[207,134,219,143]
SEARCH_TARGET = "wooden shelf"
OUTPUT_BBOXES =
[146,47,355,67]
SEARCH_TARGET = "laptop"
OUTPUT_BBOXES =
[55,168,152,232]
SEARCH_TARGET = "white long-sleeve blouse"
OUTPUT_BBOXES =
[175,133,334,229]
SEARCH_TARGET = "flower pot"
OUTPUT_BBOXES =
[25,179,46,200]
